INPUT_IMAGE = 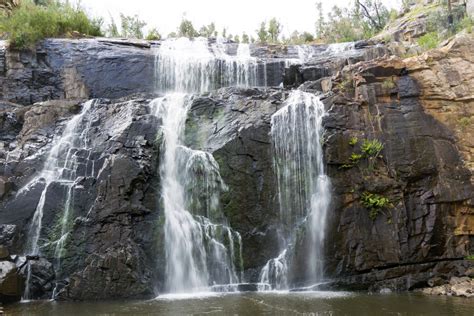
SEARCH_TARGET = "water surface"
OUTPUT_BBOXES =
[6,292,473,315]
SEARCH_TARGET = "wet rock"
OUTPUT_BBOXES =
[0,260,23,303]
[19,257,55,300]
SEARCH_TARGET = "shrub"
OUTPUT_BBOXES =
[0,0,103,49]
[145,27,161,41]
[361,139,384,157]
[361,192,391,220]
[417,32,439,50]
[382,78,396,90]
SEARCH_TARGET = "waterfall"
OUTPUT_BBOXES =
[151,95,242,293]
[155,37,258,93]
[152,38,256,293]
[259,90,331,290]
[22,100,95,299]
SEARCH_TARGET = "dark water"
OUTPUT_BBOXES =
[5,292,473,316]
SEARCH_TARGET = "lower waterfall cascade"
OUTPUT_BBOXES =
[259,90,331,290]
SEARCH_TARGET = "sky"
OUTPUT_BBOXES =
[76,0,402,38]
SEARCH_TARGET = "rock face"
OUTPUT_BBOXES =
[0,34,473,300]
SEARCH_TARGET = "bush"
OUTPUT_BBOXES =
[417,32,439,50]
[145,28,161,41]
[0,0,103,49]
[361,192,391,220]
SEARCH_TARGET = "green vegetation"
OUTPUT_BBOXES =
[0,0,103,49]
[315,0,393,43]
[417,32,439,50]
[466,255,474,260]
[349,137,359,146]
[382,78,396,90]
[145,28,161,41]
[458,117,471,130]
[361,191,391,220]
[361,139,384,157]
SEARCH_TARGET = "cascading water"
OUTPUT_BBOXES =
[155,37,258,93]
[259,90,331,290]
[22,100,95,299]
[152,38,256,293]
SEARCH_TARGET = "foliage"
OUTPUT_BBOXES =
[466,255,474,260]
[284,30,315,44]
[361,192,391,220]
[417,32,439,50]
[178,18,198,38]
[458,117,471,129]
[106,16,120,37]
[361,139,383,157]
[315,0,390,43]
[241,32,249,43]
[199,22,216,37]
[145,27,161,40]
[256,21,268,43]
[350,153,363,163]
[268,17,282,43]
[0,0,103,49]
[349,137,359,146]
[382,78,396,89]
[120,14,146,39]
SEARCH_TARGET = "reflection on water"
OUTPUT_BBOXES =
[5,292,473,316]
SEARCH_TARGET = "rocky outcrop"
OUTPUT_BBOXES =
[310,34,474,291]
[420,274,474,297]
[0,96,163,300]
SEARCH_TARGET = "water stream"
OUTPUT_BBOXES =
[152,38,258,293]
[260,90,330,290]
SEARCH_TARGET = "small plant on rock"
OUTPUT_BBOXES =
[382,78,396,90]
[361,139,384,158]
[349,137,358,146]
[361,191,391,220]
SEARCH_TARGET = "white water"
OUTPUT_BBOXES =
[151,96,242,293]
[22,100,95,299]
[155,38,259,93]
[260,90,331,290]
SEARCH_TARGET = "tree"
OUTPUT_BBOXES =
[355,0,389,32]
[234,34,240,43]
[256,21,268,43]
[120,14,146,39]
[199,22,216,38]
[145,27,161,40]
[268,18,282,42]
[315,1,325,39]
[241,32,249,43]
[107,16,120,37]
[178,18,198,38]
[222,27,227,38]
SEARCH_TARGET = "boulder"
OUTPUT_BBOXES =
[0,260,23,303]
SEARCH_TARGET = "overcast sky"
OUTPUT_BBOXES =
[76,0,402,37]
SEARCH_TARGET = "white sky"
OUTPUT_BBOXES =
[77,0,402,37]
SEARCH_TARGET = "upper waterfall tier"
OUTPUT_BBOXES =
[154,38,260,93]
[0,38,381,105]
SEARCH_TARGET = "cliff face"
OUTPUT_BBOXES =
[0,35,473,301]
